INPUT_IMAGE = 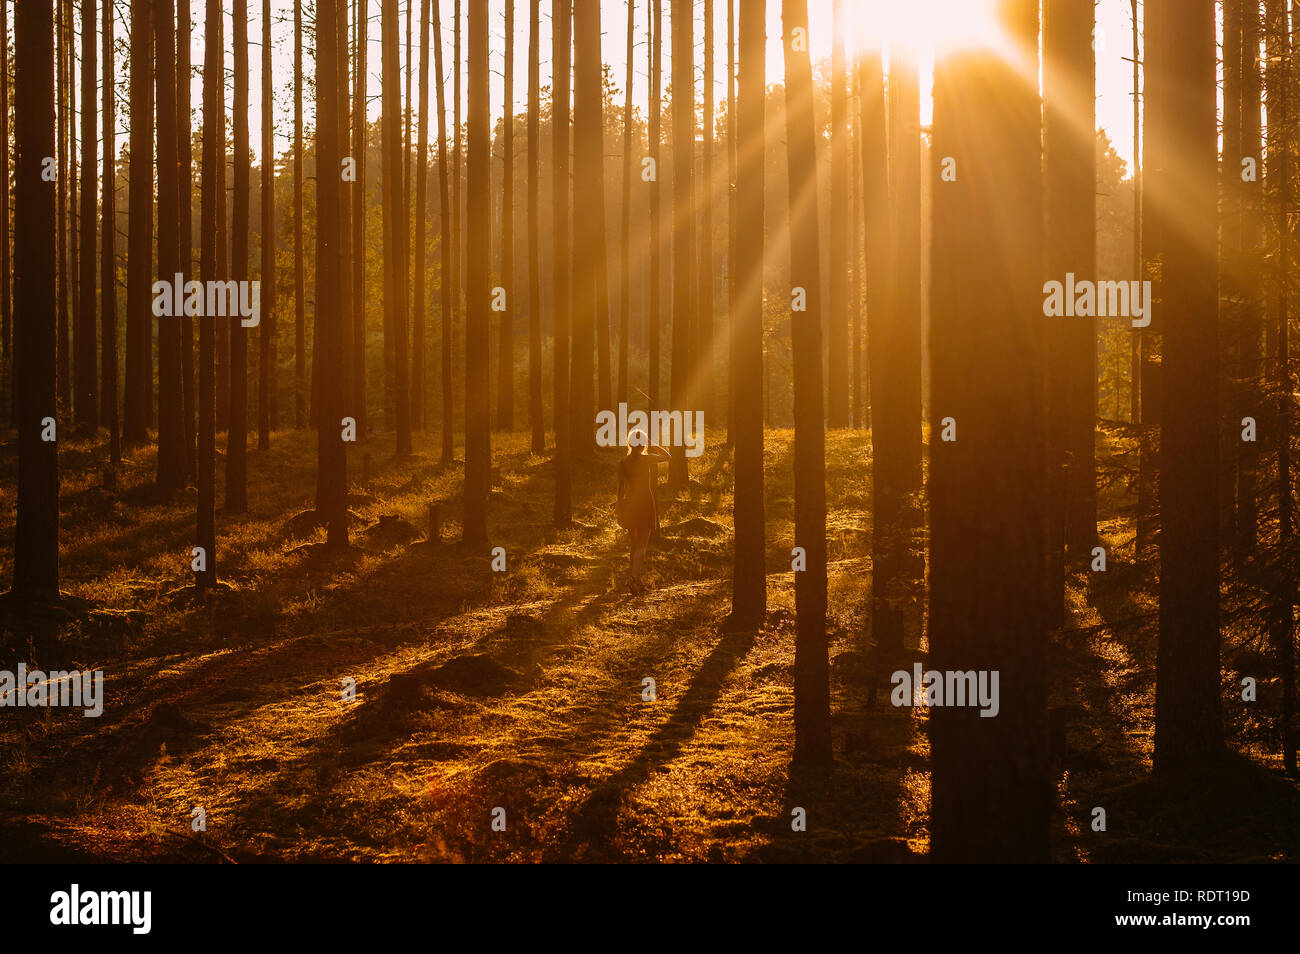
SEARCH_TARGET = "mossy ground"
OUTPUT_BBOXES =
[0,422,1296,862]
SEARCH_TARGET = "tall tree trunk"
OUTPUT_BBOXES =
[383,0,412,456]
[570,0,602,457]
[782,0,830,770]
[74,0,95,434]
[198,0,223,591]
[101,0,120,465]
[156,0,186,494]
[696,0,714,424]
[1275,0,1298,777]
[826,0,848,428]
[668,0,693,489]
[496,0,515,431]
[337,0,354,434]
[617,0,635,409]
[124,0,153,446]
[1221,0,1242,551]
[731,0,765,628]
[861,43,902,654]
[316,0,349,546]
[1152,0,1223,773]
[413,0,432,433]
[887,45,923,506]
[928,0,1050,860]
[226,0,250,511]
[526,0,543,452]
[552,0,572,526]
[1043,0,1097,626]
[260,0,276,450]
[434,0,455,464]
[725,0,736,443]
[1130,0,1141,425]
[0,0,9,417]
[57,0,70,418]
[11,0,61,605]
[452,0,462,439]
[415,0,432,433]
[648,0,662,410]
[294,0,306,428]
[76,0,97,435]
[352,0,367,440]
[179,0,195,477]
[464,0,490,543]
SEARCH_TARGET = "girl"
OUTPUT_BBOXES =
[617,430,671,592]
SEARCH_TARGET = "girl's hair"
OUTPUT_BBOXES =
[626,429,649,455]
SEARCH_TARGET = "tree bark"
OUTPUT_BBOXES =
[731,0,765,628]
[783,0,830,770]
[11,0,61,605]
[464,0,491,543]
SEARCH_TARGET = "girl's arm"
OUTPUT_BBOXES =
[647,444,671,461]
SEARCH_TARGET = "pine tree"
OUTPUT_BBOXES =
[731,0,766,628]
[9,0,61,606]
[783,0,830,769]
[464,0,491,543]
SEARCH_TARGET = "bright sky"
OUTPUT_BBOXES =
[157,0,1138,173]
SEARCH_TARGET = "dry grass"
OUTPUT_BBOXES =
[0,422,1295,862]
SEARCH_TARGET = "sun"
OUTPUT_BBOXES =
[851,0,1005,54]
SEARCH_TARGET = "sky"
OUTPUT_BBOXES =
[156,0,1140,172]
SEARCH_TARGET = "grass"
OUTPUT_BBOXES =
[0,420,1296,862]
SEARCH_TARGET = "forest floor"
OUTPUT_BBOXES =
[0,421,1298,862]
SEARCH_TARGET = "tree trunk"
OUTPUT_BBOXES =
[527,0,544,453]
[11,0,61,605]
[826,0,848,428]
[353,0,367,440]
[1043,0,1097,626]
[382,0,413,457]
[697,0,715,425]
[668,0,693,490]
[0,0,9,419]
[552,0,572,526]
[198,0,223,591]
[294,0,306,428]
[464,0,491,543]
[316,0,349,546]
[156,0,186,495]
[179,0,195,477]
[570,0,602,457]
[648,0,662,410]
[225,0,250,511]
[1151,0,1223,773]
[123,0,152,446]
[928,0,1050,860]
[337,1,354,434]
[75,0,97,434]
[260,0,276,451]
[731,0,765,628]
[434,0,455,464]
[101,0,120,465]
[783,0,830,770]
[414,0,432,433]
[495,0,515,431]
[861,44,902,654]
[617,0,635,409]
[57,0,70,418]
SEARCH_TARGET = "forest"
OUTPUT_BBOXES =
[0,0,1296,867]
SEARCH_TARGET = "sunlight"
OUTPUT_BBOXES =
[851,0,1005,55]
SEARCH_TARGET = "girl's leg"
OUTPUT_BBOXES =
[631,527,648,586]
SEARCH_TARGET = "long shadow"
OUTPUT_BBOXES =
[542,624,758,861]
